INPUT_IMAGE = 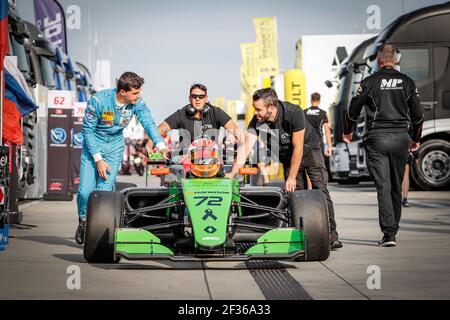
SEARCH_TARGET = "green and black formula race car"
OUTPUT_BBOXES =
[83,138,331,263]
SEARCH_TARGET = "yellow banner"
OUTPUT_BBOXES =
[240,43,260,125]
[284,69,307,109]
[240,43,259,79]
[253,17,279,76]
[226,100,238,123]
[213,97,226,110]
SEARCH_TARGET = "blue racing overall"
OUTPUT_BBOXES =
[76,88,165,219]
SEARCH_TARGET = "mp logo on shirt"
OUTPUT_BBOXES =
[306,109,320,116]
[380,79,403,90]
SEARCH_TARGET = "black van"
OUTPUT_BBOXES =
[361,2,450,190]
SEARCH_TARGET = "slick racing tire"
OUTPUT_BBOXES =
[84,191,125,263]
[410,139,450,190]
[289,190,330,261]
[115,182,137,192]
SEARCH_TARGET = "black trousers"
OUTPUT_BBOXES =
[364,132,410,237]
[284,147,339,241]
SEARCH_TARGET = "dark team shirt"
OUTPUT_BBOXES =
[248,102,306,133]
[165,105,232,143]
[344,66,424,142]
[305,106,328,138]
[248,101,318,166]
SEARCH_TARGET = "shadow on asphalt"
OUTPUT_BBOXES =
[339,238,379,247]
[50,256,297,271]
[343,217,450,228]
[53,253,85,263]
[14,236,81,249]
[88,260,297,271]
[334,203,378,207]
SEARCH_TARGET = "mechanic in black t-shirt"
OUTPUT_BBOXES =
[304,92,332,157]
[157,83,244,150]
[227,88,342,249]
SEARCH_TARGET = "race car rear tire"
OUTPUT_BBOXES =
[289,190,330,261]
[115,182,137,192]
[84,191,125,263]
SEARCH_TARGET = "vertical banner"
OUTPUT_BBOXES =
[213,97,225,110]
[225,100,238,123]
[69,102,85,193]
[240,43,260,126]
[284,69,307,110]
[253,17,279,76]
[44,90,73,201]
[34,0,68,54]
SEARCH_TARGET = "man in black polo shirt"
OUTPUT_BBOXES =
[227,88,342,249]
[305,92,332,157]
[158,83,243,148]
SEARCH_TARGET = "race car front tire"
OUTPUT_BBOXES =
[289,190,330,261]
[84,191,125,263]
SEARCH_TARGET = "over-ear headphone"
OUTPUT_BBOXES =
[185,103,211,119]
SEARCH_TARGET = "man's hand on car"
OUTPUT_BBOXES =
[96,160,111,180]
[160,148,170,160]
[285,176,297,193]
[225,171,236,179]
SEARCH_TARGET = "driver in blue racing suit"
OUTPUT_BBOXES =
[75,72,167,244]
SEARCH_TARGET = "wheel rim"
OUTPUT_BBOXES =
[421,150,450,184]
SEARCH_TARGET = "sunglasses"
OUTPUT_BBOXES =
[190,94,206,100]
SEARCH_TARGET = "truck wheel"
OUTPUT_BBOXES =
[411,139,450,190]
[115,182,137,191]
[289,190,330,261]
[84,191,124,263]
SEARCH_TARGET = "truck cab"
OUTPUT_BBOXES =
[22,21,57,90]
[328,37,375,184]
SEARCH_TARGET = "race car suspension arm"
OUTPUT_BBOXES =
[232,202,290,224]
[125,193,184,225]
[232,193,289,223]
[230,221,274,231]
[126,201,183,225]
[233,193,288,215]
[141,221,183,232]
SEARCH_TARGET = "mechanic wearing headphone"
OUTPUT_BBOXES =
[157,83,244,148]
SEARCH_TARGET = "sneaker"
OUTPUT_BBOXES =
[331,240,343,250]
[75,218,86,245]
[378,236,396,247]
[402,198,410,207]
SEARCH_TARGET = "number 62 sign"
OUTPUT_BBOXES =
[48,90,75,109]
